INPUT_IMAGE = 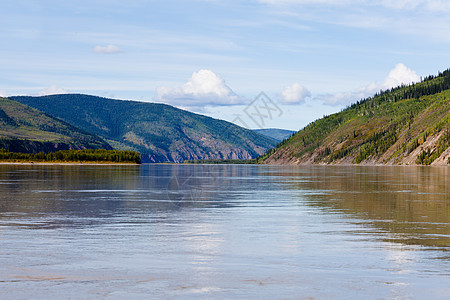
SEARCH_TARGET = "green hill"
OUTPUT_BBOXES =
[11,94,277,163]
[253,128,296,142]
[260,69,450,166]
[0,97,112,153]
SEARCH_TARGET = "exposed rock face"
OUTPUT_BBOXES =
[12,94,277,162]
[261,72,450,166]
[263,128,449,166]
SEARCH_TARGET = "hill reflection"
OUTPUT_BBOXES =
[276,166,450,250]
[1,164,448,251]
[0,164,263,229]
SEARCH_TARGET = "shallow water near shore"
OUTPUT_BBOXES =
[0,164,449,299]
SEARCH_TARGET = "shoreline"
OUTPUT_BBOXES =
[263,162,449,167]
[0,161,447,167]
[0,161,140,166]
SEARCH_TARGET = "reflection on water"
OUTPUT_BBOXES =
[277,166,450,249]
[0,164,449,299]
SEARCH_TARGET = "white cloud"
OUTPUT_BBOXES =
[39,85,68,96]
[0,90,7,97]
[376,0,422,9]
[382,63,419,89]
[93,44,124,54]
[376,0,450,11]
[154,69,242,108]
[259,0,450,42]
[259,0,353,5]
[316,84,377,106]
[260,0,450,11]
[280,82,311,104]
[318,63,419,106]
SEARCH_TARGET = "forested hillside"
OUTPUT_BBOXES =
[12,94,277,163]
[0,97,112,153]
[260,69,450,166]
[253,128,296,142]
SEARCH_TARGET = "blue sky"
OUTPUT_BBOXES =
[1,0,450,130]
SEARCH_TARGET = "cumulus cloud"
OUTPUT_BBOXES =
[93,44,124,54]
[154,69,242,108]
[318,63,419,106]
[39,85,68,96]
[382,63,419,89]
[280,82,311,104]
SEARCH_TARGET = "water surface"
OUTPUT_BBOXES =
[0,164,449,299]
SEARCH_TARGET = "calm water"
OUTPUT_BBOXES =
[0,164,449,299]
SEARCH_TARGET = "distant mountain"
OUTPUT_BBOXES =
[0,97,112,153]
[253,128,296,142]
[259,69,450,166]
[11,94,277,163]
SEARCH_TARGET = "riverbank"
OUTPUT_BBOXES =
[0,149,141,165]
[0,161,139,165]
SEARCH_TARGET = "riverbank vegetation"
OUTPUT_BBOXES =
[11,94,276,163]
[0,149,141,164]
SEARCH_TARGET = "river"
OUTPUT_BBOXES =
[0,164,449,299]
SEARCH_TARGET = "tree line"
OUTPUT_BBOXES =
[346,68,450,111]
[0,149,141,164]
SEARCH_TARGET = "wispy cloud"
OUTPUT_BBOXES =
[39,85,68,96]
[259,0,450,43]
[1,0,448,132]
[154,69,245,109]
[260,0,450,11]
[316,63,419,106]
[93,44,124,54]
[375,0,450,11]
[259,0,354,5]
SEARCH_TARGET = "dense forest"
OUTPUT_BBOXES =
[260,68,450,166]
[11,94,276,163]
[0,149,141,164]
[253,128,296,142]
[0,97,112,152]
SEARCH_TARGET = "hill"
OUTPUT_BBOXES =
[11,94,277,163]
[0,97,112,153]
[253,128,296,142]
[260,69,450,166]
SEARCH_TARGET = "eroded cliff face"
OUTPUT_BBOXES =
[11,94,277,163]
[126,129,268,163]
[261,74,450,166]
[264,129,449,166]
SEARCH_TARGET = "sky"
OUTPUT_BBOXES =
[1,0,450,130]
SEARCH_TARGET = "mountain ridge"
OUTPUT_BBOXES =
[253,128,296,142]
[259,69,450,166]
[11,94,277,163]
[0,97,112,153]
